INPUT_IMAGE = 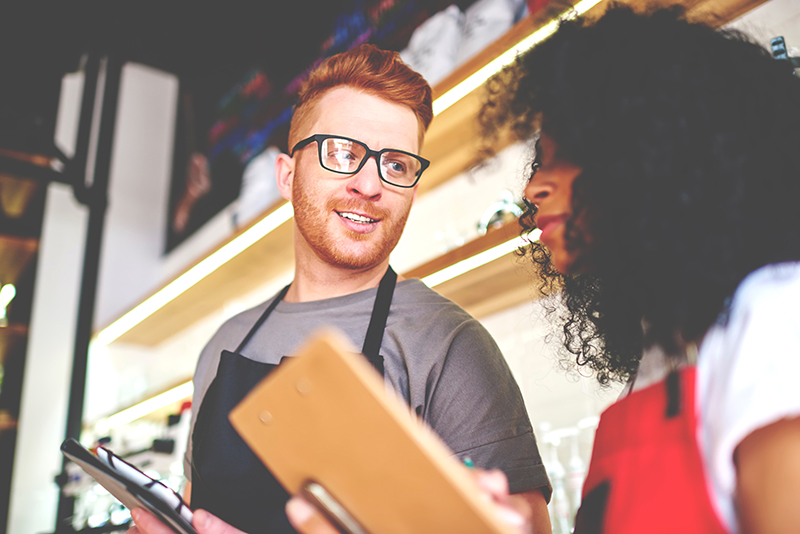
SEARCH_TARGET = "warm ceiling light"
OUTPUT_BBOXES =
[433,0,604,116]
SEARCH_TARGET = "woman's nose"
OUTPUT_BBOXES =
[524,179,551,208]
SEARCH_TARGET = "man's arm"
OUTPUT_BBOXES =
[512,488,552,534]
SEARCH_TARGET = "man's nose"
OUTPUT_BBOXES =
[348,155,383,198]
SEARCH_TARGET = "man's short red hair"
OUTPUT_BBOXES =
[288,44,433,148]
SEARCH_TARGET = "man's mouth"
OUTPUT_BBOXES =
[336,211,378,224]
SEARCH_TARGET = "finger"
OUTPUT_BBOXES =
[286,496,341,534]
[475,468,511,504]
[130,508,175,534]
[192,509,247,534]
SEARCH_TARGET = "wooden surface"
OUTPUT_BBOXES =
[0,235,38,286]
[103,0,768,347]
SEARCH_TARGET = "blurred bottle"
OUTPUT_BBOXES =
[544,437,572,534]
[565,432,587,521]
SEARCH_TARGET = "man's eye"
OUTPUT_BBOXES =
[386,160,406,173]
[330,150,357,161]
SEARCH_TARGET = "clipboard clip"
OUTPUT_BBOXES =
[300,480,368,534]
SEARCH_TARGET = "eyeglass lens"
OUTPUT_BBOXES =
[320,137,422,187]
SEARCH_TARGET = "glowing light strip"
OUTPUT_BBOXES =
[97,381,193,433]
[432,0,605,116]
[421,229,541,288]
[97,230,542,427]
[96,203,294,345]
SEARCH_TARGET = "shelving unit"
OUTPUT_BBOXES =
[96,0,769,417]
[101,0,768,351]
[0,151,49,406]
[0,148,53,532]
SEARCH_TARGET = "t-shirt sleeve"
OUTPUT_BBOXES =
[424,319,552,498]
[700,264,800,515]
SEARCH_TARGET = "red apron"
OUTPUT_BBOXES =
[574,367,729,534]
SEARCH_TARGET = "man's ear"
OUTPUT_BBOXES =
[275,153,295,201]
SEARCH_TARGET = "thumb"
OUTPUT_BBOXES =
[193,509,246,534]
[286,496,341,534]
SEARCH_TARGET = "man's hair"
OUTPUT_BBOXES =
[481,4,800,384]
[288,44,433,147]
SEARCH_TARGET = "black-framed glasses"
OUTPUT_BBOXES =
[290,134,430,188]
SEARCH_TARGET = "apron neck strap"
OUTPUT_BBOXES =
[235,284,291,354]
[361,266,397,360]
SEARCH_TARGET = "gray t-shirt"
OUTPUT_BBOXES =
[185,278,550,496]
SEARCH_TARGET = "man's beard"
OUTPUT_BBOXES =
[291,175,411,270]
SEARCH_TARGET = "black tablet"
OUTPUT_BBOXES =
[61,438,196,534]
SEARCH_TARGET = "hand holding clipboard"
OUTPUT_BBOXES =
[229,328,519,534]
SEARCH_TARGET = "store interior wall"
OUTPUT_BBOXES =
[6,0,799,531]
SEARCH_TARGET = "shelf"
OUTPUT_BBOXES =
[0,235,38,286]
[404,221,541,319]
[0,148,66,187]
[0,324,28,365]
[100,0,767,348]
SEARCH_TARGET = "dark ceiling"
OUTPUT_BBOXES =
[0,0,357,153]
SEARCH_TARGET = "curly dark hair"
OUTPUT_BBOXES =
[481,4,800,385]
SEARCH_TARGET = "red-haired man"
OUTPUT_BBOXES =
[130,44,552,534]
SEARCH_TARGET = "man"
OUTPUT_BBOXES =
[131,43,551,534]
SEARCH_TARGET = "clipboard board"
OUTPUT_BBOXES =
[229,328,515,534]
[60,438,196,534]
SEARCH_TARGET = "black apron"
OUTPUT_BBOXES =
[190,267,397,533]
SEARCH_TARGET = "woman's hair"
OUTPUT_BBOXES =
[288,44,433,147]
[481,4,800,384]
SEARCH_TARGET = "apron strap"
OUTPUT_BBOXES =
[235,284,291,354]
[361,266,397,368]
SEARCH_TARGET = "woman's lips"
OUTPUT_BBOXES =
[536,214,568,244]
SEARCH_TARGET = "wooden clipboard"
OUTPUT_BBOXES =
[229,328,515,534]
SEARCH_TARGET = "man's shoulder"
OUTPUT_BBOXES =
[394,279,473,318]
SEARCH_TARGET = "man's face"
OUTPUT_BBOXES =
[286,87,420,270]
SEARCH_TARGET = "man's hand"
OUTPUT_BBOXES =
[285,469,543,534]
[128,508,245,534]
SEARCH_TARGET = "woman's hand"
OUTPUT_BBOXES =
[128,508,245,534]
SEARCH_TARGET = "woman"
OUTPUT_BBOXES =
[477,4,800,533]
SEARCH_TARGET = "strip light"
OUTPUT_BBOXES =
[432,0,605,116]
[422,229,541,288]
[96,381,193,434]
[96,203,294,345]
[95,2,595,347]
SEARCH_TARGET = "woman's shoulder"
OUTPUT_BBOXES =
[730,262,800,316]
